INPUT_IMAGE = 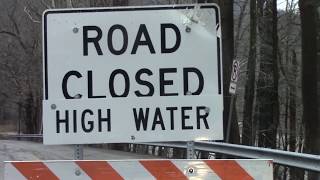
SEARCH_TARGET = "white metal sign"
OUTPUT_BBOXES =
[42,4,223,145]
[229,59,240,94]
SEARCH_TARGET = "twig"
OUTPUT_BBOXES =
[23,6,40,23]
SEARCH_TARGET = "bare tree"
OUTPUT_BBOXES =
[0,0,42,134]
[217,0,240,144]
[254,0,279,149]
[242,0,257,146]
[299,0,320,179]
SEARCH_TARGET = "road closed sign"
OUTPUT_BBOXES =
[42,4,223,145]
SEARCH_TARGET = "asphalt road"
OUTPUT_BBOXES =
[0,140,155,180]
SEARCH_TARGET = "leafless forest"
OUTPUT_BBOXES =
[0,0,319,179]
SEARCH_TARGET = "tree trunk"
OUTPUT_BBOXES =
[282,87,289,179]
[288,51,305,179]
[242,0,257,146]
[234,0,249,57]
[218,0,240,144]
[255,0,279,149]
[317,5,320,152]
[18,103,22,135]
[271,0,280,150]
[24,92,35,134]
[299,0,320,179]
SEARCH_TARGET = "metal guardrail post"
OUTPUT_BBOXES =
[186,141,195,159]
[74,145,83,160]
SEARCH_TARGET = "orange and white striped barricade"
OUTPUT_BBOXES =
[4,159,273,180]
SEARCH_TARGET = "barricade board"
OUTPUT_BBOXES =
[5,159,273,180]
[42,4,223,144]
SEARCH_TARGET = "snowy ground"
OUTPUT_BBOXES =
[0,140,156,180]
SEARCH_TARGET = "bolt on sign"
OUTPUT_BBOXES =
[4,160,273,180]
[42,4,223,145]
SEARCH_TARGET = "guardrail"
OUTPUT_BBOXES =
[137,141,320,172]
[2,134,319,172]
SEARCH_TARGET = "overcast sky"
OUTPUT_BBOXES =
[277,0,299,10]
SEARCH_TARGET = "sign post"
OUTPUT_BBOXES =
[226,59,240,143]
[74,145,83,160]
[186,141,195,159]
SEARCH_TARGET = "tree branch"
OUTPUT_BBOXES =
[24,6,41,23]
